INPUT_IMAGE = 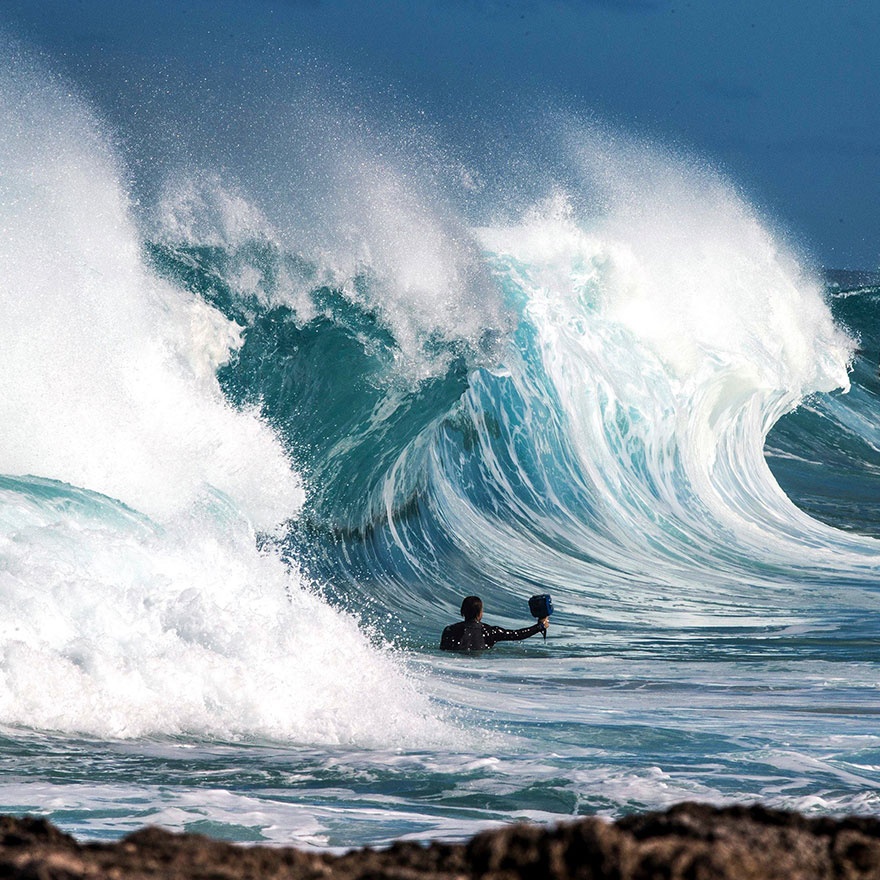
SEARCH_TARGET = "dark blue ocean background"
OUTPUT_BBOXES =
[1,5,880,847]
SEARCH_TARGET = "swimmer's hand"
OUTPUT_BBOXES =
[539,617,550,632]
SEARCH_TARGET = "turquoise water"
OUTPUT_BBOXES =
[2,31,880,848]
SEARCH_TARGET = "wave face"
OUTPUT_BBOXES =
[3,32,880,848]
[152,144,874,637]
[766,277,880,536]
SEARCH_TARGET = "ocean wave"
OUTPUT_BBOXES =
[0,43,453,746]
[3,34,880,752]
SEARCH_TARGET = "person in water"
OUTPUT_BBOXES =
[440,595,549,651]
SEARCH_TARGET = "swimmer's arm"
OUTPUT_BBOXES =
[484,619,548,646]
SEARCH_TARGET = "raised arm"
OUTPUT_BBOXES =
[483,618,548,647]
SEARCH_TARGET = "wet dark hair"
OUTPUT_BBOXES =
[460,595,483,620]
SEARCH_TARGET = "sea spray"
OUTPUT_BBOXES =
[0,46,299,525]
[152,110,512,383]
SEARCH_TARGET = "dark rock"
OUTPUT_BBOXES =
[2,802,880,879]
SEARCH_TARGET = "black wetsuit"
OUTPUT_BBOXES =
[439,618,544,651]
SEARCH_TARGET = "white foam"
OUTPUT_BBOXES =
[0,479,445,744]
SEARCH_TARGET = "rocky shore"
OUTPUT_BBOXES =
[3,801,880,879]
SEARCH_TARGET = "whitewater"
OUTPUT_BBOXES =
[2,36,880,847]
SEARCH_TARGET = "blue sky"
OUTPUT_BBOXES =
[4,0,878,267]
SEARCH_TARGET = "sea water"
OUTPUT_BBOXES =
[2,33,880,848]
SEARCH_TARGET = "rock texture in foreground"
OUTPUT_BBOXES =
[3,802,880,879]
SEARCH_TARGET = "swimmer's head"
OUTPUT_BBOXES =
[461,596,483,621]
